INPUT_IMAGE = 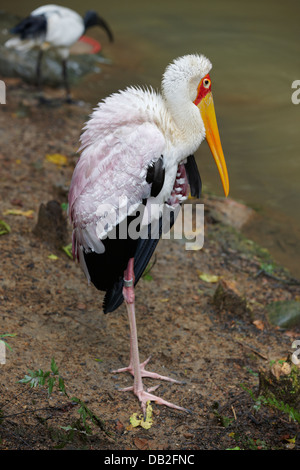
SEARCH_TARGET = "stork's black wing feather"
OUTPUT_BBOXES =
[84,210,166,314]
[83,215,139,293]
[146,155,165,197]
[83,156,168,314]
[185,155,202,198]
[103,224,161,313]
[10,14,47,39]
[103,210,176,313]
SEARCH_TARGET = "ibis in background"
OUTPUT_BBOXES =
[5,4,114,101]
[68,54,229,414]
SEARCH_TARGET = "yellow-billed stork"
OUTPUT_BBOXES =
[68,54,229,414]
[5,4,114,101]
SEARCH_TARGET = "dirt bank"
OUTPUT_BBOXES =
[0,79,299,450]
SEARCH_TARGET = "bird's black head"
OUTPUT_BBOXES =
[83,10,114,42]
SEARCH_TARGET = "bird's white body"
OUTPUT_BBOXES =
[5,5,113,99]
[5,5,84,58]
[69,55,212,260]
[33,5,84,48]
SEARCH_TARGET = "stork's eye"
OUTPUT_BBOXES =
[203,78,211,88]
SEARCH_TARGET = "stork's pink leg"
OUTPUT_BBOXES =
[114,258,188,415]
[113,259,181,384]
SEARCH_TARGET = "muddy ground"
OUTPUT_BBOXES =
[0,77,299,451]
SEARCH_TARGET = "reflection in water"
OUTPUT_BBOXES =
[1,0,300,277]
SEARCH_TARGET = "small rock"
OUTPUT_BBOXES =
[267,300,300,328]
[213,279,249,317]
[205,196,255,230]
[33,200,68,249]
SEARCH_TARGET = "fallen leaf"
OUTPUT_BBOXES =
[284,330,300,339]
[11,198,23,207]
[130,401,153,429]
[285,436,296,450]
[115,419,124,434]
[3,209,34,218]
[0,220,11,235]
[77,303,86,310]
[134,437,149,450]
[198,271,220,283]
[183,432,194,439]
[142,273,153,281]
[253,319,265,331]
[48,254,58,260]
[62,243,73,259]
[45,153,68,166]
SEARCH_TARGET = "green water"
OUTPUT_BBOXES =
[1,0,300,276]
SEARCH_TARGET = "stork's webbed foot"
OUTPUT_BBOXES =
[113,356,189,414]
[124,386,190,416]
[118,382,190,416]
[112,355,182,384]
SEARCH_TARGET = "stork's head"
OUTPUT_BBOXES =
[162,54,229,197]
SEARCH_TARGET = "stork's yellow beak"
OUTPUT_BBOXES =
[197,92,229,197]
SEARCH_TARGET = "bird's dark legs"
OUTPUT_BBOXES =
[114,257,188,415]
[34,51,75,105]
[36,50,52,105]
[36,55,72,105]
[62,59,72,103]
[36,49,43,89]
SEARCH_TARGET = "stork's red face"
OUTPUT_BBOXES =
[194,74,229,197]
[194,73,212,106]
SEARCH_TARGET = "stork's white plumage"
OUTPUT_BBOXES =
[69,54,229,414]
[5,4,113,101]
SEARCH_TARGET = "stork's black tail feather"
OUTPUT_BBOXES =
[185,155,202,198]
[103,236,160,313]
[103,218,164,313]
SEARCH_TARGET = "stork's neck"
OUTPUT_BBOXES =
[163,93,205,155]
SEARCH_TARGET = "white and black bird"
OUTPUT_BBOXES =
[5,4,114,101]
[68,54,229,414]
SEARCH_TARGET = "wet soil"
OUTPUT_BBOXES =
[0,79,299,451]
